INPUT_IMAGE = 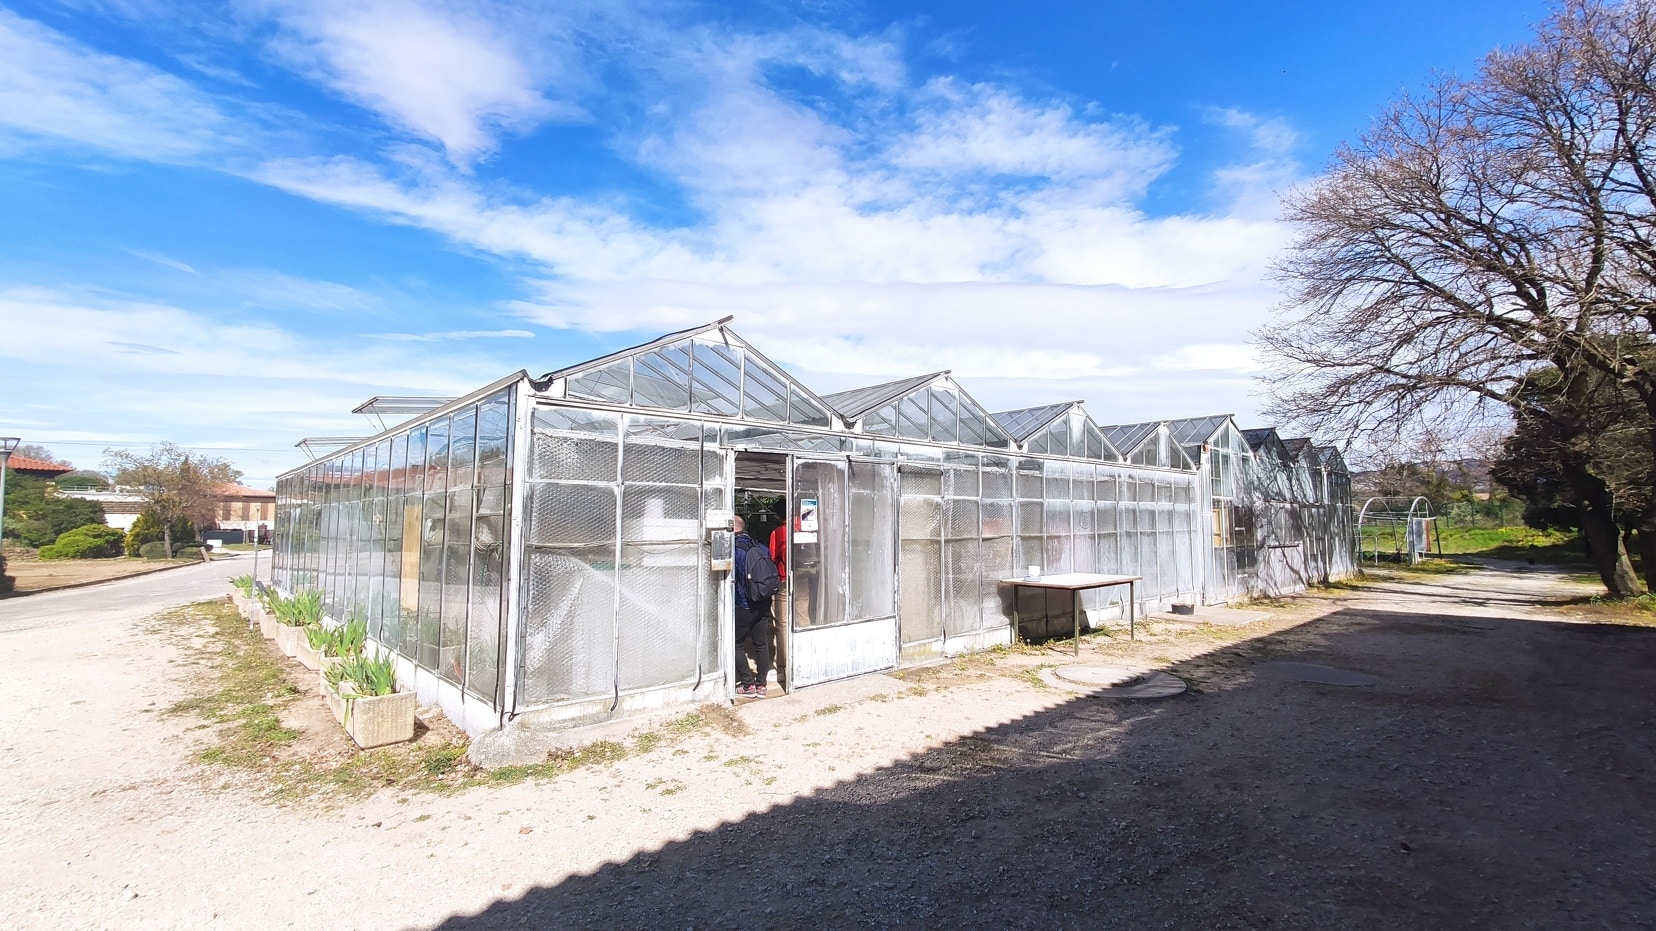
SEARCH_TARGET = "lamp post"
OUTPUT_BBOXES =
[0,437,20,558]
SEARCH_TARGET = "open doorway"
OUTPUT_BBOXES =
[733,452,789,693]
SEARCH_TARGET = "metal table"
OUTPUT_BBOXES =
[1000,573,1142,655]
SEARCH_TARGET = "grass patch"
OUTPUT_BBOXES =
[1019,665,1053,690]
[1389,559,1473,576]
[158,600,732,802]
[814,703,846,716]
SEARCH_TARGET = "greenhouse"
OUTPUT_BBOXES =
[272,319,1354,736]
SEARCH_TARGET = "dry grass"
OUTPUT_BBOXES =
[154,600,726,803]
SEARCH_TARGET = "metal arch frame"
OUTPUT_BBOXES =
[1356,495,1437,565]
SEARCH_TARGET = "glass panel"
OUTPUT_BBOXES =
[927,388,959,444]
[438,488,473,684]
[862,404,899,436]
[532,408,619,482]
[741,355,789,423]
[791,460,846,629]
[416,490,447,669]
[466,488,506,702]
[478,393,511,486]
[449,406,478,491]
[425,415,451,495]
[567,357,631,404]
[896,395,929,440]
[847,460,896,621]
[958,406,992,447]
[623,419,702,484]
[691,340,741,417]
[632,344,692,411]
[788,387,833,428]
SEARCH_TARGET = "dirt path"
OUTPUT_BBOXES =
[2,565,1651,930]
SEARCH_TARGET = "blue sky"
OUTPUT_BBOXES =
[0,0,1549,485]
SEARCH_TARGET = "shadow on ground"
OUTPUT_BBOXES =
[430,598,1656,931]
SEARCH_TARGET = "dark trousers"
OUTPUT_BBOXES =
[735,601,772,687]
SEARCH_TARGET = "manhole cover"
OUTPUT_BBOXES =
[1255,661,1380,687]
[1053,664,1142,687]
[1050,666,1186,698]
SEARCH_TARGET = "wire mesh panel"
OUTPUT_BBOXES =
[616,543,700,690]
[521,547,618,704]
[899,493,943,646]
[520,407,622,706]
[941,497,982,638]
[617,424,703,693]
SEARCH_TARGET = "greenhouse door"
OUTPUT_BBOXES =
[787,456,898,688]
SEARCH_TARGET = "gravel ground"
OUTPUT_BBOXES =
[2,564,1651,930]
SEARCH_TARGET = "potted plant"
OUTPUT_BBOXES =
[339,650,416,749]
[317,617,366,695]
[228,575,254,615]
[274,589,322,658]
[296,623,327,671]
[256,589,282,640]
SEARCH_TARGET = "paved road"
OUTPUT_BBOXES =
[0,557,248,634]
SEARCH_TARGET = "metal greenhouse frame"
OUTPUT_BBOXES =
[272,319,1355,737]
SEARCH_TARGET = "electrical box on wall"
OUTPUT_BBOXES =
[709,529,734,571]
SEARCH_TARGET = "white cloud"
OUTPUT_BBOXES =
[0,285,526,482]
[1151,342,1265,373]
[256,0,581,166]
[364,328,534,342]
[1207,106,1297,154]
[0,9,235,160]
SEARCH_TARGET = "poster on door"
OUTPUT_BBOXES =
[797,497,819,543]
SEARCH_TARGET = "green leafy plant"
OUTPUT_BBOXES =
[230,575,255,596]
[356,650,397,696]
[303,623,331,650]
[334,616,367,658]
[38,523,126,559]
[325,649,399,697]
[123,510,195,557]
[274,589,322,627]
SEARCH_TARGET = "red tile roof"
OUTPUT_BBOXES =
[6,455,74,477]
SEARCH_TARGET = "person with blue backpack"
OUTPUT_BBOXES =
[732,515,780,697]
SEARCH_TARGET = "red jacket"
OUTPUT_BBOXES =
[768,522,790,579]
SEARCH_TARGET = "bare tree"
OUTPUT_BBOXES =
[104,444,242,556]
[1261,0,1656,595]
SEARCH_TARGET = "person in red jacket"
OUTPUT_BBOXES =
[767,510,791,691]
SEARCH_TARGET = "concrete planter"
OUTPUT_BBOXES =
[318,655,343,696]
[274,622,304,658]
[256,608,277,641]
[295,637,322,671]
[342,686,417,749]
[324,680,347,725]
[229,591,250,616]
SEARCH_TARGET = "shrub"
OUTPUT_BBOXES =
[0,552,12,594]
[175,545,204,559]
[138,541,171,559]
[124,511,195,557]
[38,524,126,560]
[3,471,107,547]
